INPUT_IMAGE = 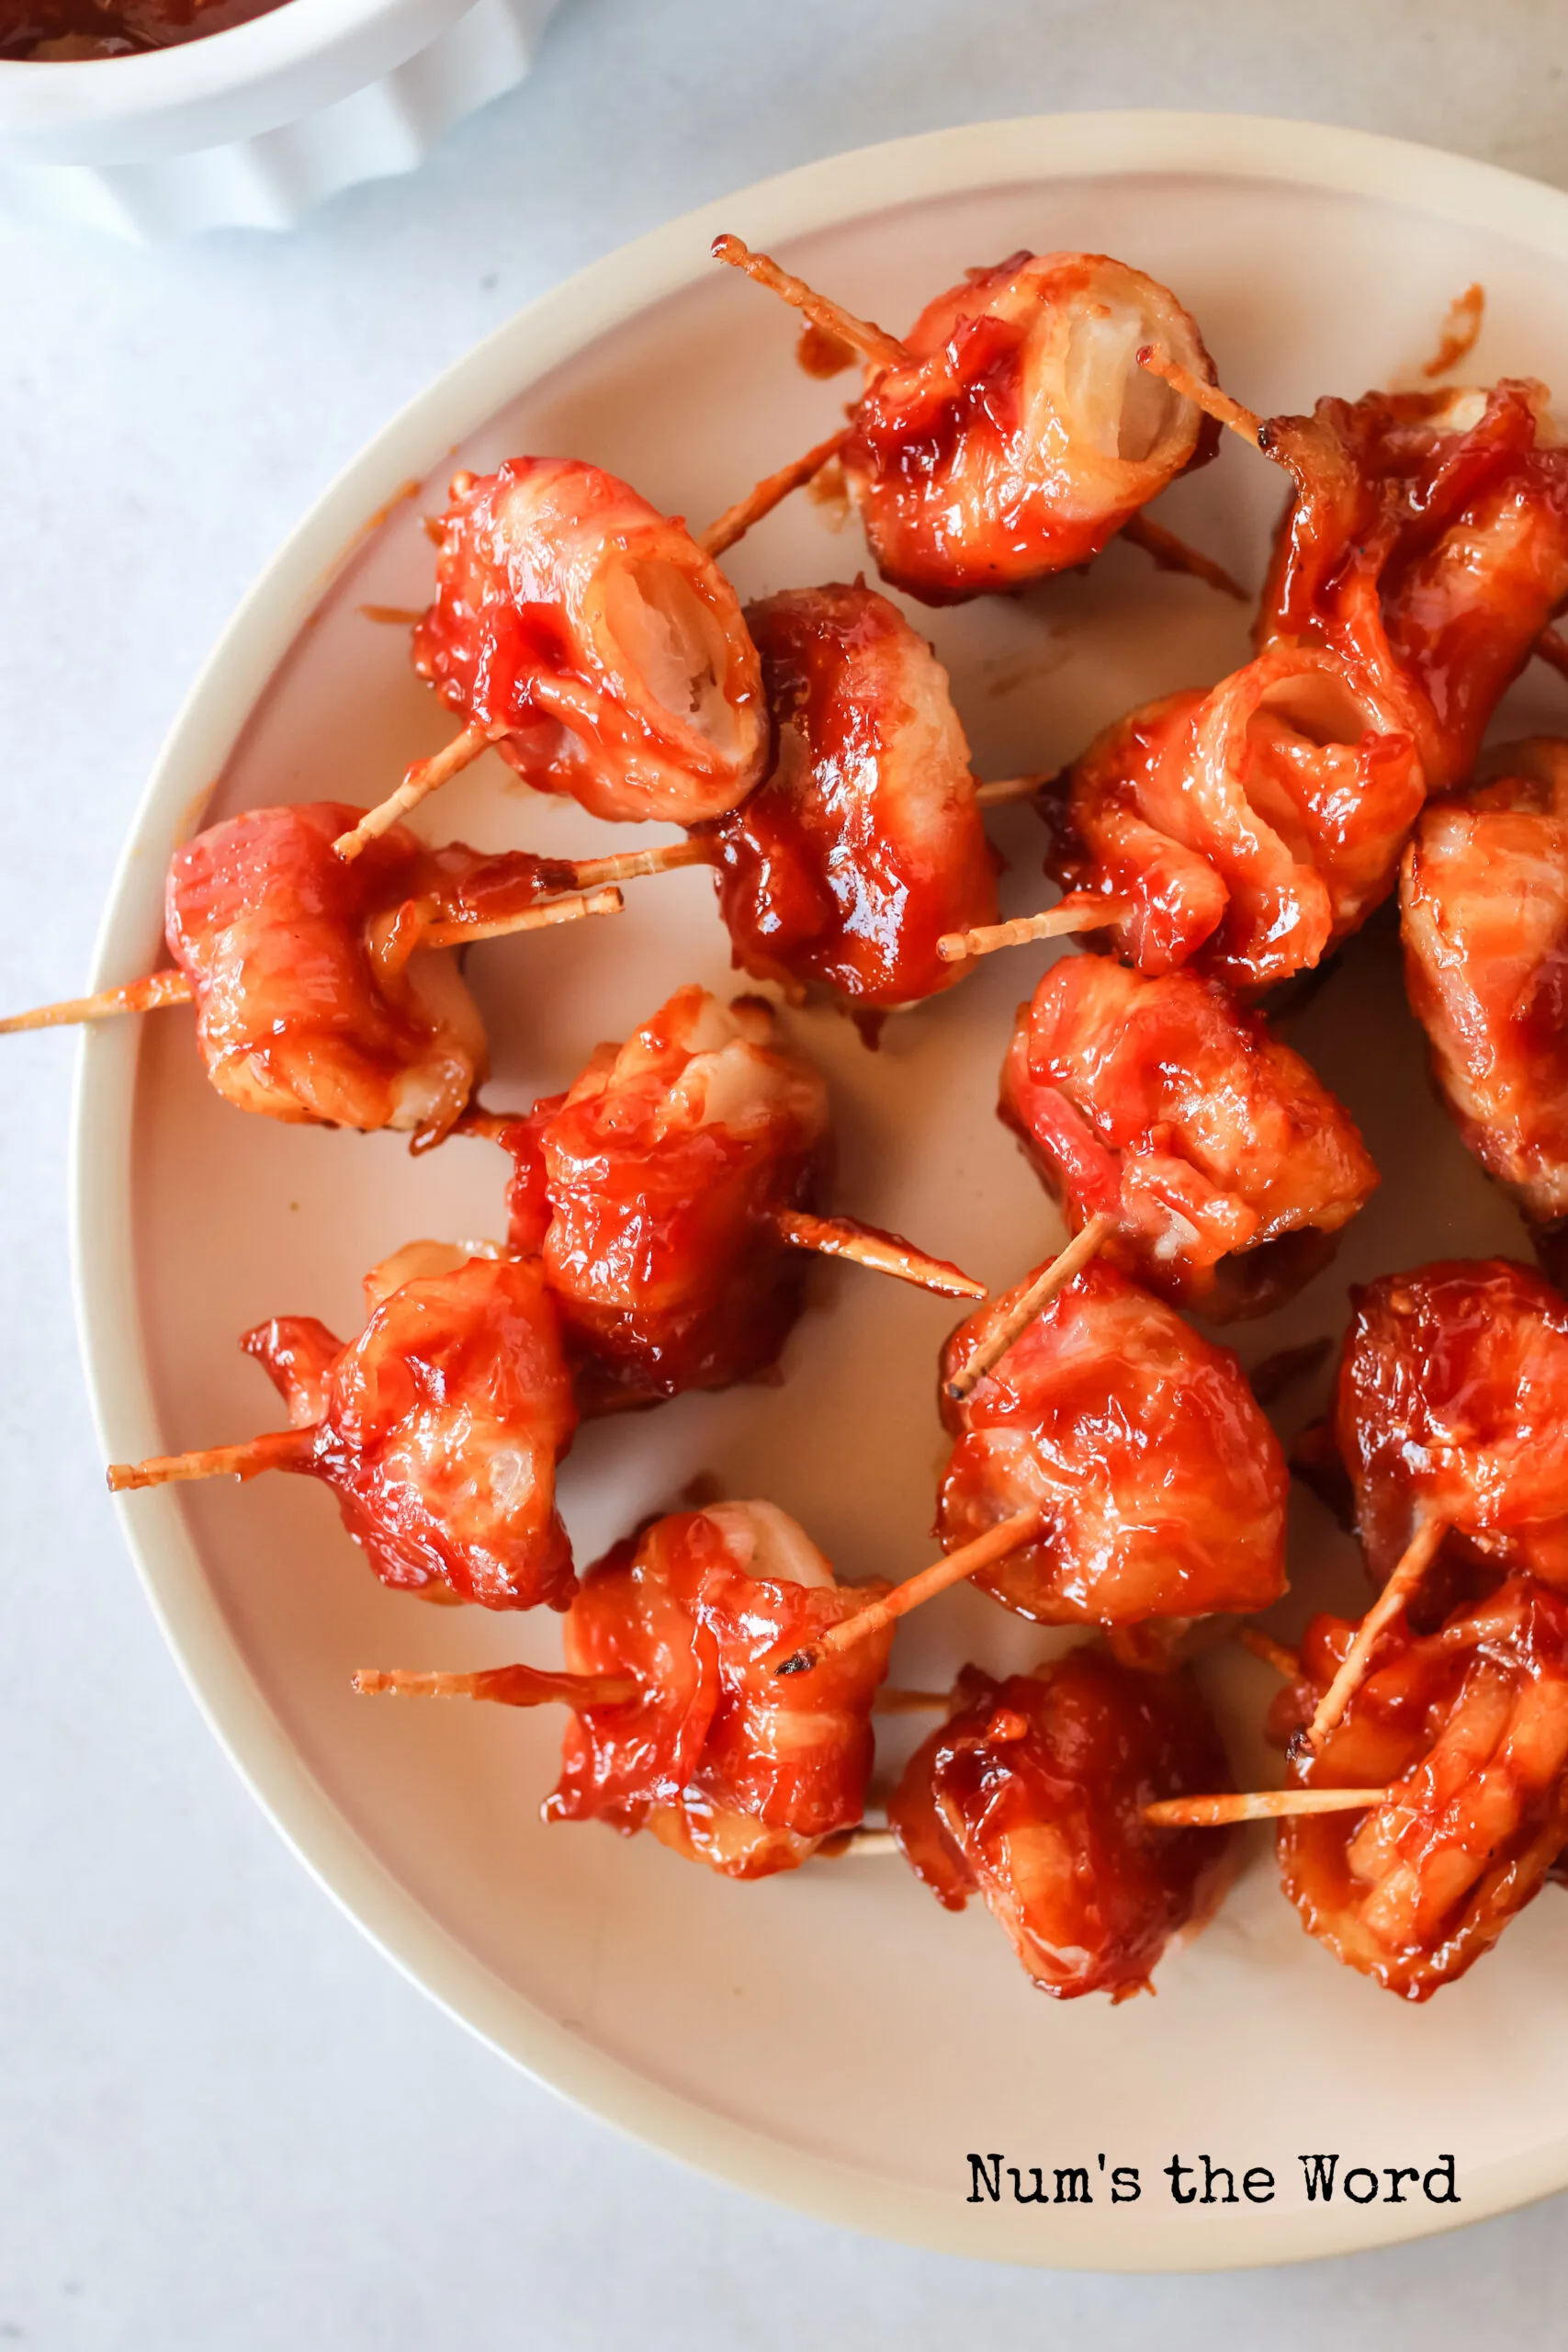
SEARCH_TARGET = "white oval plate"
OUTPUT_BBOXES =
[73,112,1568,2269]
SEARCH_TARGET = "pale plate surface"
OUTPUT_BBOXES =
[72,115,1568,2267]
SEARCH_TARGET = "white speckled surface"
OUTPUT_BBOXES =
[6,4,1568,2340]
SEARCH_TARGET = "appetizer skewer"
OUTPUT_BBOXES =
[781,1260,1289,1675]
[483,983,982,1412]
[1331,1259,1568,1591]
[109,1243,579,1611]
[935,1261,1289,1627]
[997,954,1379,1321]
[360,1502,897,1877]
[341,457,772,856]
[1279,1256,1568,1739]
[1,800,624,1146]
[1143,348,1568,794]
[933,941,1378,1408]
[941,631,1425,993]
[1031,646,1426,994]
[888,1647,1237,1998]
[712,236,1224,604]
[697,580,1000,1015]
[1161,1577,1568,2000]
[1253,379,1568,796]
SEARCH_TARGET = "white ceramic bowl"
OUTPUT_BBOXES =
[0,0,559,235]
[73,112,1568,2268]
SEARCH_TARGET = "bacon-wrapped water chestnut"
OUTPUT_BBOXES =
[491,983,980,1413]
[330,457,769,859]
[1142,350,1568,793]
[1043,644,1424,993]
[702,582,998,1010]
[1258,379,1568,794]
[495,985,826,1410]
[165,800,598,1141]
[108,1243,578,1611]
[1269,1577,1568,1998]
[1332,1259,1568,1590]
[412,457,767,824]
[1000,955,1378,1319]
[1022,356,1568,996]
[1402,741,1568,1264]
[714,237,1218,605]
[935,1262,1288,1625]
[359,1502,896,1877]
[0,798,620,1143]
[888,1648,1235,1998]
[838,251,1218,605]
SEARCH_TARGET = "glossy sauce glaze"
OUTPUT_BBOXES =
[702,582,998,1008]
[165,799,576,1143]
[840,251,1217,605]
[1260,380,1568,792]
[937,1261,1288,1623]
[999,955,1378,1318]
[888,1649,1235,1998]
[795,321,857,379]
[1270,1577,1568,1998]
[496,986,829,1412]
[412,458,767,825]
[1332,1258,1568,1588]
[1046,640,1424,993]
[245,1242,578,1611]
[1402,740,1568,1253]
[547,1503,894,1876]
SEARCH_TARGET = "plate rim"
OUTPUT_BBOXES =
[70,108,1568,2271]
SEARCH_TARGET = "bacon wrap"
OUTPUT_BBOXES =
[245,1243,577,1609]
[701,582,999,1007]
[1402,741,1568,1251]
[840,251,1218,605]
[937,1261,1288,1623]
[497,985,829,1411]
[1259,380,1568,793]
[412,458,767,825]
[888,1651,1235,1998]
[165,801,576,1142]
[1271,1578,1568,1999]
[1046,643,1424,993]
[546,1503,895,1876]
[1332,1259,1568,1590]
[999,956,1377,1319]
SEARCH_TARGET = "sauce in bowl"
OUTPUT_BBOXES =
[2,0,286,58]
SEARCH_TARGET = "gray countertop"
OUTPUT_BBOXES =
[4,3,1566,2340]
